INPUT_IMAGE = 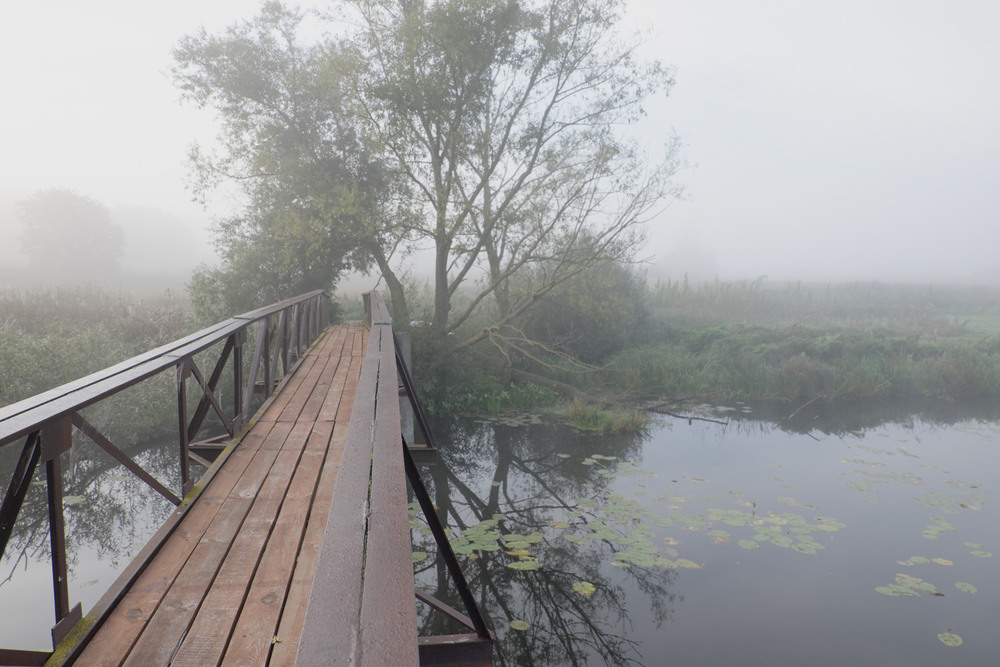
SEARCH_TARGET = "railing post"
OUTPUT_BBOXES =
[262,316,272,396]
[177,360,192,496]
[233,329,245,432]
[41,415,82,645]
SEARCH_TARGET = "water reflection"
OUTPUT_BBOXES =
[417,400,1000,665]
[414,419,677,666]
[0,430,192,650]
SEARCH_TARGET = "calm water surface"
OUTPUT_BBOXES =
[414,403,1000,666]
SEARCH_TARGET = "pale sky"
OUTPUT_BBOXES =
[2,0,999,284]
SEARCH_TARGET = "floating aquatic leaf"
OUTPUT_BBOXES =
[675,559,702,569]
[964,542,984,549]
[707,529,730,544]
[663,537,680,545]
[970,550,992,558]
[556,453,571,459]
[876,573,940,597]
[937,632,963,647]
[507,560,541,571]
[738,539,759,550]
[510,619,530,631]
[931,558,953,566]
[506,549,532,558]
[955,582,978,594]
[572,581,596,596]
[563,534,589,545]
[491,481,501,487]
[412,551,429,564]
[62,495,86,507]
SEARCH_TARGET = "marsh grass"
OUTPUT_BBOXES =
[564,399,650,434]
[0,287,195,411]
[602,281,1000,402]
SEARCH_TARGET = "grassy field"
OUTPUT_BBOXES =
[600,280,1000,403]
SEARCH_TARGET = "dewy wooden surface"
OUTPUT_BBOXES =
[73,325,366,666]
[293,310,420,667]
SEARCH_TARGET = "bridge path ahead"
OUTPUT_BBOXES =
[72,324,365,666]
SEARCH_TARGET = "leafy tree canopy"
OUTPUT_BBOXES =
[175,0,681,363]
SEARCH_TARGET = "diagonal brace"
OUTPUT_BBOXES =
[71,413,182,505]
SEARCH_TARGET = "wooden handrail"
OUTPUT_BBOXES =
[0,290,327,445]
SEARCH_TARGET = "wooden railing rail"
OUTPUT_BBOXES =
[0,290,330,663]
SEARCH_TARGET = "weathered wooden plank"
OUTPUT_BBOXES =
[293,325,382,666]
[267,421,347,667]
[257,354,318,424]
[120,424,292,667]
[219,443,327,666]
[169,441,306,667]
[358,324,419,665]
[297,329,348,424]
[71,426,273,666]
[316,329,361,423]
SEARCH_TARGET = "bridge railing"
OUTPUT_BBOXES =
[0,290,330,662]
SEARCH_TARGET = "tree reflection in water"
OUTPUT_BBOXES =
[413,419,679,666]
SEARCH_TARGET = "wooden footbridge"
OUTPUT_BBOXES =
[0,292,492,666]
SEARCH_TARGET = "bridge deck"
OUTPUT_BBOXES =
[74,324,366,666]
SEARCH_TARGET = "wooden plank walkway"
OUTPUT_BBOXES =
[70,324,367,666]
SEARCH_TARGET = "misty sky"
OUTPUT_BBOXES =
[3,0,998,285]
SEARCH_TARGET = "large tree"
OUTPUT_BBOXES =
[175,0,680,349]
[342,0,680,345]
[16,189,125,279]
[173,3,410,319]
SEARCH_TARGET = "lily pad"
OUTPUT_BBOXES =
[411,551,429,564]
[738,539,759,550]
[955,582,978,594]
[510,619,530,631]
[507,560,541,571]
[937,632,963,647]
[970,550,992,558]
[572,581,596,596]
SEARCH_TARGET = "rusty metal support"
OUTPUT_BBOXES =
[71,413,182,506]
[40,417,75,632]
[0,432,41,559]
[242,319,268,419]
[186,335,236,442]
[0,647,51,666]
[176,361,192,496]
[269,310,287,391]
[232,330,245,431]
[185,359,234,440]
[403,438,491,641]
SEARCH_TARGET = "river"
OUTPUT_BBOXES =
[413,400,1000,666]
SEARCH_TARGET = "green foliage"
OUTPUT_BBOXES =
[604,281,1000,402]
[0,288,194,429]
[564,399,650,434]
[173,3,401,322]
[516,261,649,364]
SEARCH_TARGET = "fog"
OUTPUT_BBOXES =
[3,0,999,289]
